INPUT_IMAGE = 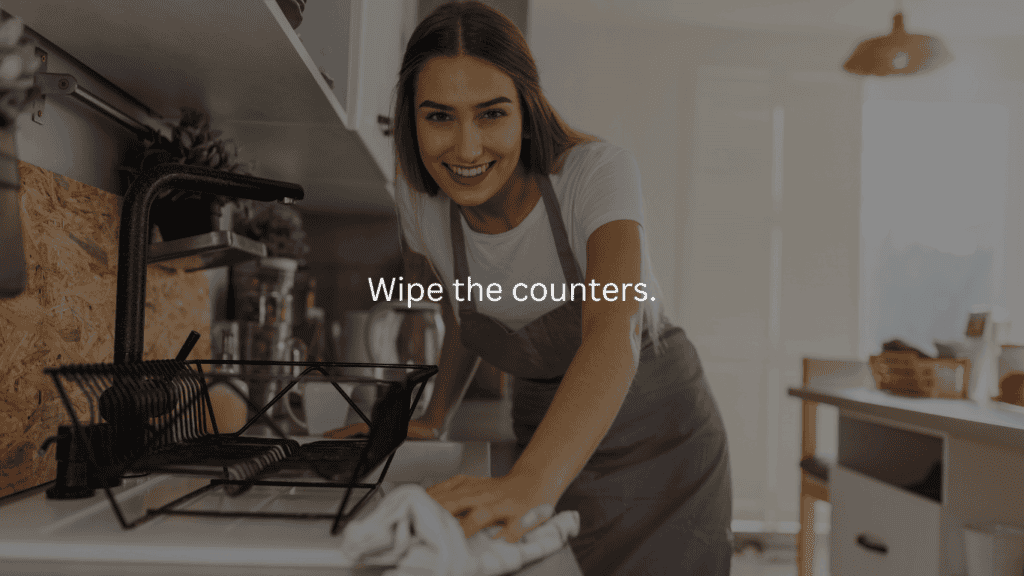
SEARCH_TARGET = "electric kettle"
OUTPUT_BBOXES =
[365,301,444,418]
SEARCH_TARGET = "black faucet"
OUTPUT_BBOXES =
[113,163,303,364]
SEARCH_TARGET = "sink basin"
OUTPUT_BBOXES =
[288,437,473,485]
[365,440,467,485]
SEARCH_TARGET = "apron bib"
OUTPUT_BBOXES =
[448,175,733,576]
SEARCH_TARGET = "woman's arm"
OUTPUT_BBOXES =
[427,219,644,540]
[506,218,642,497]
[416,287,481,434]
[402,244,481,435]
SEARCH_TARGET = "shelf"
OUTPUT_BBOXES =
[837,415,943,502]
[149,231,266,272]
[5,0,395,213]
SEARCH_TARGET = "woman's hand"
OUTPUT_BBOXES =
[426,473,555,543]
[407,419,442,440]
[321,418,442,440]
[321,422,369,439]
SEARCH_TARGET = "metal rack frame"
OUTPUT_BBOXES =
[45,359,437,536]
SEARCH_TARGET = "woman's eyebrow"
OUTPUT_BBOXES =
[473,97,512,108]
[418,97,512,111]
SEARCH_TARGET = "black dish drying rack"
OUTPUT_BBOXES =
[44,358,437,535]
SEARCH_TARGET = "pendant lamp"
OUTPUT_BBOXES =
[843,9,951,76]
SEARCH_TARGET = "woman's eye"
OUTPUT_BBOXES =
[481,109,507,120]
[425,112,452,122]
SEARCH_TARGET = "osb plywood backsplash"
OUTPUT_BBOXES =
[0,162,212,498]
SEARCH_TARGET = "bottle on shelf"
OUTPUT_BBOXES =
[295,276,327,362]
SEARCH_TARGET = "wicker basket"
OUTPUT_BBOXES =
[869,352,971,399]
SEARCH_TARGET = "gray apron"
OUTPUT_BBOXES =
[448,176,734,576]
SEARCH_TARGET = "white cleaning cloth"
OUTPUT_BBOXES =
[339,483,580,576]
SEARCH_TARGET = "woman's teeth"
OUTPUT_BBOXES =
[448,163,491,178]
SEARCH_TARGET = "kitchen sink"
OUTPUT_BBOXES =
[365,439,471,485]
[283,437,474,486]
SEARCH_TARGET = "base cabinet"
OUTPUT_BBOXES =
[831,465,941,576]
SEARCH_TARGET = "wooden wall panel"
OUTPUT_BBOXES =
[0,162,211,498]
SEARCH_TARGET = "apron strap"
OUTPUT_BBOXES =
[449,174,584,315]
[537,174,585,286]
[448,199,476,316]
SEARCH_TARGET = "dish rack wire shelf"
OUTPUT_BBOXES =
[44,359,437,535]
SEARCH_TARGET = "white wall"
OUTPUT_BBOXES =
[528,11,687,321]
[528,7,864,529]
[858,38,1024,356]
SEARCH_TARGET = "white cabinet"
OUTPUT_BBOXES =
[3,0,414,211]
[352,1,408,187]
[831,465,942,576]
[292,0,362,125]
[298,0,408,187]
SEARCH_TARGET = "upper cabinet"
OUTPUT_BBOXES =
[351,1,408,194]
[3,0,413,212]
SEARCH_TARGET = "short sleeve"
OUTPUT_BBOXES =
[392,175,457,297]
[563,144,646,243]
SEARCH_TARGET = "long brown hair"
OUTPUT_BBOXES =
[393,1,594,196]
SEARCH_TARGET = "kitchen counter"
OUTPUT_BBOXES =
[0,441,582,576]
[788,386,1024,449]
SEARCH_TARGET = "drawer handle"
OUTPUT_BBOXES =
[856,534,888,555]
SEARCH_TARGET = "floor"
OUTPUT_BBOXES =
[732,532,831,576]
[447,397,835,575]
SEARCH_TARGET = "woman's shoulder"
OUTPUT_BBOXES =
[553,140,636,177]
[395,175,447,212]
[394,174,449,246]
[551,141,640,199]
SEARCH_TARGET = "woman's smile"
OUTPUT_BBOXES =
[445,160,495,180]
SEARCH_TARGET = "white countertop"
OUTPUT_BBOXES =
[0,440,581,576]
[788,386,1024,448]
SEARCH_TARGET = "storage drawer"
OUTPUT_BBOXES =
[831,465,941,576]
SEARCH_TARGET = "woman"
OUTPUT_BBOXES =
[329,2,733,573]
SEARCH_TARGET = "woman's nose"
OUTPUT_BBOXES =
[456,122,483,160]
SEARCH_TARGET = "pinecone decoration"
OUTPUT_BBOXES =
[120,107,251,199]
[119,107,254,241]
[0,9,41,126]
[171,108,249,174]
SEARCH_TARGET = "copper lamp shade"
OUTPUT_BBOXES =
[843,12,952,76]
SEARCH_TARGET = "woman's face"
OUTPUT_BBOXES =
[414,55,524,207]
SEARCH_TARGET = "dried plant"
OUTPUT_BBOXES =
[235,202,310,263]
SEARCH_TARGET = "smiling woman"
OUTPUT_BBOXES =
[326,2,734,575]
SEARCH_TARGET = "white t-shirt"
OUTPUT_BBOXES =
[395,141,664,333]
